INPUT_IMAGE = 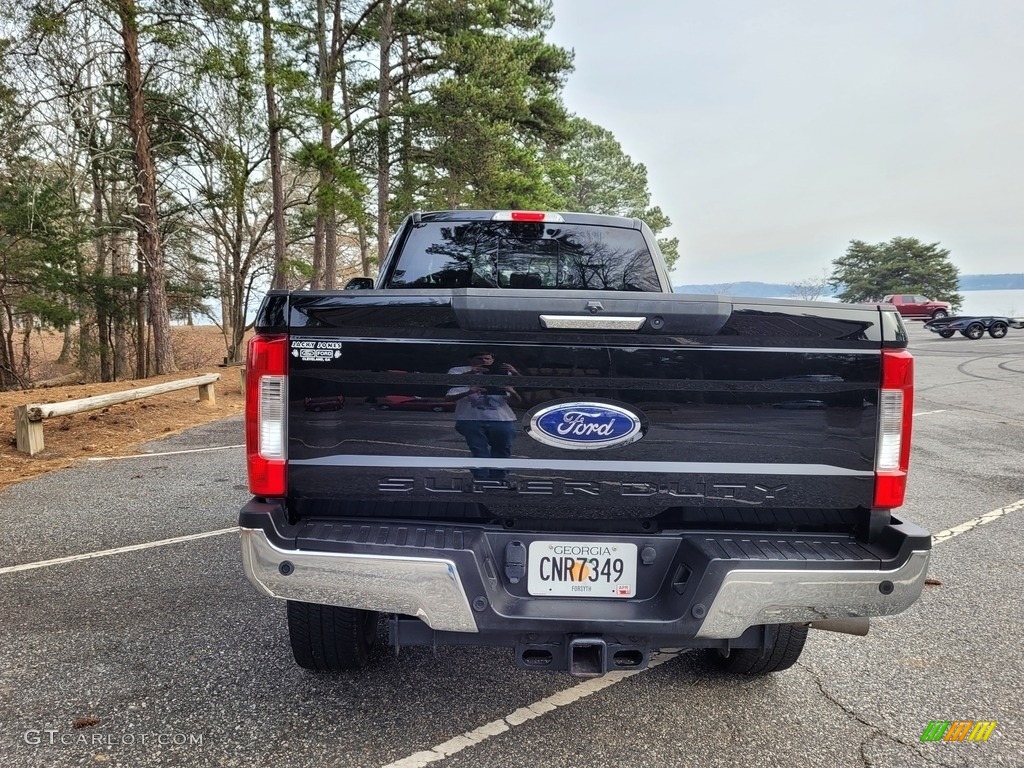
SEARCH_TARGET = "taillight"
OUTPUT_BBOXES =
[246,334,288,497]
[874,348,913,508]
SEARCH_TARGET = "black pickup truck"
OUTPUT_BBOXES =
[240,210,930,678]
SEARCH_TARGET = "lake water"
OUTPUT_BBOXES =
[958,289,1024,317]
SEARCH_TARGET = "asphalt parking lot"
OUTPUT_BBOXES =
[1,322,1022,767]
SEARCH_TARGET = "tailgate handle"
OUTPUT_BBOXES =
[539,315,647,330]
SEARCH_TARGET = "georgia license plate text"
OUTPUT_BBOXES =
[527,541,637,597]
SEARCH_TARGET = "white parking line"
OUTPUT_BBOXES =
[930,498,1024,545]
[380,649,683,768]
[87,444,244,461]
[0,527,239,575]
[913,409,948,416]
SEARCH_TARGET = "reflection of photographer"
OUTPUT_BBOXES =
[446,351,521,480]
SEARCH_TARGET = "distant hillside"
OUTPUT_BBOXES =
[959,274,1024,290]
[673,274,1024,296]
[672,281,829,297]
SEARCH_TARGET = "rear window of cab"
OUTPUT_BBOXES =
[386,221,662,292]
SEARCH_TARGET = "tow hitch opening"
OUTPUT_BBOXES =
[568,637,607,678]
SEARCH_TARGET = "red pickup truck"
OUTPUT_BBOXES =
[881,294,951,320]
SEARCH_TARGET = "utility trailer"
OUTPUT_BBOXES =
[923,315,1024,339]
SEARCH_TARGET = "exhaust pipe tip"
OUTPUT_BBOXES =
[809,618,871,636]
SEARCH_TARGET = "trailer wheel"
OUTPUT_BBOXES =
[961,322,985,340]
[287,601,379,671]
[930,309,949,319]
[989,322,1008,339]
[938,329,955,338]
[707,623,808,676]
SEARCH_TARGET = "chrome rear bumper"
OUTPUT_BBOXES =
[241,526,929,640]
[240,527,478,633]
[694,549,930,638]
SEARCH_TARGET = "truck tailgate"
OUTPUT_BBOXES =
[278,291,894,523]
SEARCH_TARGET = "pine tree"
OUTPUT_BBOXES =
[829,237,962,309]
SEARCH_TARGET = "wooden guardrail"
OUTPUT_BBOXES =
[13,373,220,456]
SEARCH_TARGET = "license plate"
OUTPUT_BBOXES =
[527,541,637,598]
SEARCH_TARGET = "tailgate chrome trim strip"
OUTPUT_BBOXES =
[695,549,930,639]
[290,455,873,476]
[240,528,478,633]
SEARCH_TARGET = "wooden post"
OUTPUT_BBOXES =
[14,405,45,456]
[199,381,216,405]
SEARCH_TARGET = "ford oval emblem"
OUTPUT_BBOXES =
[525,400,647,450]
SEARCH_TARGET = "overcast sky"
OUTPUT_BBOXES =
[547,0,1024,285]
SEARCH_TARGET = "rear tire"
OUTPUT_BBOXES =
[707,623,809,676]
[938,329,955,338]
[961,322,985,340]
[989,322,1008,338]
[287,601,379,671]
